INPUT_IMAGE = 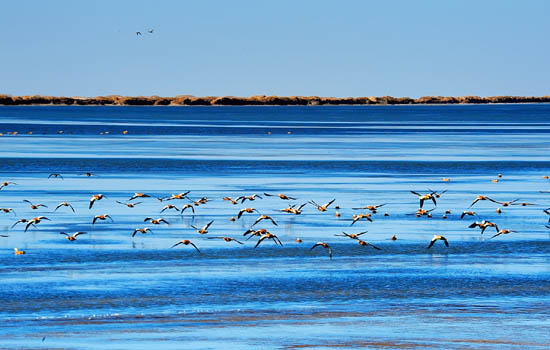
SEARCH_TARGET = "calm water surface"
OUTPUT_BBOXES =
[0,105,549,349]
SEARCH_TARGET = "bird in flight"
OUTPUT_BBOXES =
[427,235,449,249]
[48,173,64,179]
[132,227,153,237]
[207,236,244,244]
[264,193,296,200]
[0,181,17,190]
[237,208,259,219]
[191,220,214,234]
[136,31,142,36]
[469,195,497,208]
[357,240,382,250]
[0,208,16,216]
[117,201,142,208]
[309,199,336,212]
[25,216,51,232]
[144,217,169,225]
[148,29,154,33]
[254,232,283,247]
[55,202,75,213]
[89,194,105,209]
[23,200,48,210]
[93,214,113,224]
[310,242,333,259]
[335,231,368,240]
[410,190,437,208]
[60,231,86,241]
[491,229,517,239]
[171,239,200,253]
[251,215,278,227]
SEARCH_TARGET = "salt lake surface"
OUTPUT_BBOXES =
[0,105,549,349]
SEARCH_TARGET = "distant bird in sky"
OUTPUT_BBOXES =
[136,31,142,36]
[148,29,154,33]
[48,173,63,179]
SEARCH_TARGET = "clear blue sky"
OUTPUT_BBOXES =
[1,0,549,97]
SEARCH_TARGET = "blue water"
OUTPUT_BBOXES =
[0,105,549,349]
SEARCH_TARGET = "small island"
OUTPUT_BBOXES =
[1,94,549,106]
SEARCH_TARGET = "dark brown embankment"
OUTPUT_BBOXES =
[0,94,549,106]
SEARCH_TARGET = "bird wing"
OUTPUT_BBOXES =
[24,222,33,232]
[268,216,278,226]
[171,241,183,248]
[251,217,263,227]
[204,220,214,230]
[92,216,99,224]
[74,232,87,237]
[427,238,437,249]
[370,243,382,250]
[442,237,449,247]
[189,242,201,253]
[59,232,69,237]
[254,236,267,248]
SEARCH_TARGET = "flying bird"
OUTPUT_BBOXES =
[357,240,382,250]
[171,239,200,253]
[335,231,368,240]
[132,227,153,237]
[60,231,86,241]
[55,202,75,213]
[92,214,113,224]
[310,242,333,259]
[25,216,51,232]
[191,220,214,234]
[207,236,244,244]
[89,194,105,209]
[23,200,48,210]
[491,229,517,239]
[254,232,283,247]
[0,181,17,190]
[251,215,278,227]
[309,199,336,212]
[48,173,64,179]
[264,193,296,200]
[410,190,437,208]
[427,235,449,249]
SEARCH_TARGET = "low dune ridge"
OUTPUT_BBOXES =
[0,94,549,106]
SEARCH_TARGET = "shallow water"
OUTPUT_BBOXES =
[0,105,549,349]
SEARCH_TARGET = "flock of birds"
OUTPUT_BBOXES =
[2,173,550,259]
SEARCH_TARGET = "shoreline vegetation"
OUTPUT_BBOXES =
[1,94,550,106]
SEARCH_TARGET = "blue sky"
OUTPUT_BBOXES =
[1,0,549,97]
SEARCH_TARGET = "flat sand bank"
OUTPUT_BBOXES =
[1,94,550,106]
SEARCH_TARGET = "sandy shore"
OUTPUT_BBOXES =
[1,94,550,106]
